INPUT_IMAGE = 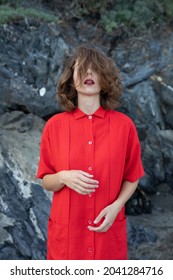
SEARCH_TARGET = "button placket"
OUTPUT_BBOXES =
[86,115,95,258]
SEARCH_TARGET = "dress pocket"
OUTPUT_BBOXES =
[109,217,128,259]
[47,218,68,260]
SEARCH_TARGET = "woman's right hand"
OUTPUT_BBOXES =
[60,170,99,195]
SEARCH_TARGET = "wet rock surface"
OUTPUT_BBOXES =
[0,19,173,259]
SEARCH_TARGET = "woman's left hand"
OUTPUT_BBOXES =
[88,202,121,233]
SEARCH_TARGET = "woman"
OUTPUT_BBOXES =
[36,45,144,260]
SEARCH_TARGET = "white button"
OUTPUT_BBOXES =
[88,193,92,198]
[88,116,92,119]
[88,247,94,253]
[88,220,92,225]
[88,141,92,145]
[88,167,92,171]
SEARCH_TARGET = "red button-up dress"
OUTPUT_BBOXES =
[37,106,144,260]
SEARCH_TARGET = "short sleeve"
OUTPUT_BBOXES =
[123,122,145,182]
[36,123,56,179]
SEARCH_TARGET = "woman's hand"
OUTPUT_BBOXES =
[88,201,120,232]
[61,170,99,195]
[88,180,139,232]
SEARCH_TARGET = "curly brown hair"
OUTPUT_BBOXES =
[57,45,122,111]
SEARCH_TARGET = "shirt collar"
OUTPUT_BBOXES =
[72,106,106,120]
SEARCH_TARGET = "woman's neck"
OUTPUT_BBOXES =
[78,95,100,115]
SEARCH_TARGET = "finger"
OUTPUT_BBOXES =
[78,171,94,177]
[81,176,99,185]
[78,189,96,195]
[73,185,96,195]
[93,210,105,224]
[77,181,99,189]
[88,219,111,232]
[76,176,99,189]
[74,173,98,186]
[79,174,99,184]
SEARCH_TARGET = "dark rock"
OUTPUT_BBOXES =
[10,223,32,258]
[31,183,51,240]
[122,62,165,88]
[136,124,148,141]
[0,111,34,132]
[127,219,158,247]
[139,173,156,194]
[0,22,69,118]
[0,111,50,259]
[158,130,173,184]
[126,188,152,215]
[122,81,165,129]
[143,127,166,186]
[0,160,51,259]
[151,64,173,130]
[157,183,171,193]
[166,110,173,129]
[0,244,25,260]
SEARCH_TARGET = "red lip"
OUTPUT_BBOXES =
[84,79,95,85]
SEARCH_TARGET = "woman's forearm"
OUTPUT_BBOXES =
[113,179,139,211]
[42,170,99,193]
[42,171,66,192]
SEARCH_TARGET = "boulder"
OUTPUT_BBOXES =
[0,21,69,118]
[0,111,51,259]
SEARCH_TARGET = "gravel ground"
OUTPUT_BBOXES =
[128,185,173,260]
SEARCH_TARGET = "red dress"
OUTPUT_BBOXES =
[37,106,144,260]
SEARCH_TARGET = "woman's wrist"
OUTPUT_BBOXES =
[58,170,67,186]
[112,199,123,213]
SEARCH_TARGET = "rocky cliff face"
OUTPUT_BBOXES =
[0,111,51,259]
[0,19,173,259]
